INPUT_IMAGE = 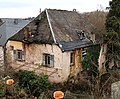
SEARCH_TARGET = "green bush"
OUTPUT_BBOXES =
[82,45,100,76]
[15,70,51,97]
[0,83,6,98]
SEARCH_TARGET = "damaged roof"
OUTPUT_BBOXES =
[59,38,93,51]
[10,9,97,51]
[47,9,95,43]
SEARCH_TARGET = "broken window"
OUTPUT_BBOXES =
[82,48,87,60]
[43,53,54,67]
[70,52,75,65]
[76,30,86,39]
[13,50,24,61]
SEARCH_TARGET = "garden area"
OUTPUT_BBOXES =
[0,70,94,99]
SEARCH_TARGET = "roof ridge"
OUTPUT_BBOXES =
[47,8,78,13]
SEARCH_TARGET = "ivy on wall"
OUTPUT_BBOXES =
[82,45,100,75]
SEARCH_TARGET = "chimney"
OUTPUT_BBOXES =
[73,8,77,12]
[39,8,41,13]
[14,19,18,24]
[38,8,42,20]
[24,27,30,40]
[90,32,95,43]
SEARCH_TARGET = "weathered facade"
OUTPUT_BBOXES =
[7,41,84,82]
[0,18,31,68]
[7,9,97,82]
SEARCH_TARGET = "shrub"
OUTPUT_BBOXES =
[0,82,6,98]
[15,70,51,97]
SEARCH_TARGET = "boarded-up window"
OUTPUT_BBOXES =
[13,50,24,61]
[43,53,54,67]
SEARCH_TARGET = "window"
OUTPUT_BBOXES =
[82,49,87,60]
[43,53,54,67]
[76,30,86,39]
[13,50,24,61]
[17,50,23,60]
[70,52,75,65]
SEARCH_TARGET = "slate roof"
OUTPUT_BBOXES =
[0,18,31,46]
[9,9,97,51]
[0,19,2,26]
[47,9,95,42]
[59,38,93,51]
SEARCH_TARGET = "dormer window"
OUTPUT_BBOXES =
[82,31,85,37]
[76,30,86,40]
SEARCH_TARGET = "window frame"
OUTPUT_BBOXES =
[43,53,54,67]
[82,48,87,60]
[13,49,24,61]
[70,52,75,66]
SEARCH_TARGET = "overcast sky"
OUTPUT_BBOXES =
[0,0,110,18]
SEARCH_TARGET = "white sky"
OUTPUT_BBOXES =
[0,0,110,18]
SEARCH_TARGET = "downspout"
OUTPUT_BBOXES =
[46,9,56,44]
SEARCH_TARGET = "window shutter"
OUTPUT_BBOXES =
[22,51,25,61]
[42,54,45,65]
[50,55,54,67]
[13,50,17,60]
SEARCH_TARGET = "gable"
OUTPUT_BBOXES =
[28,11,54,44]
[9,12,54,44]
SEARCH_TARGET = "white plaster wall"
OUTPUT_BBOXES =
[25,44,70,82]
[25,44,63,68]
[62,52,71,81]
[6,42,83,82]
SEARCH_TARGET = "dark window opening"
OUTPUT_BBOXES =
[13,50,24,61]
[82,49,87,60]
[43,53,54,67]
[70,52,75,65]
[17,50,22,60]
[76,30,86,39]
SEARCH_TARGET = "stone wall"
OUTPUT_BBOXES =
[111,81,120,99]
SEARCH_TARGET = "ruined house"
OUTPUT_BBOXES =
[7,9,97,82]
[0,18,31,69]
